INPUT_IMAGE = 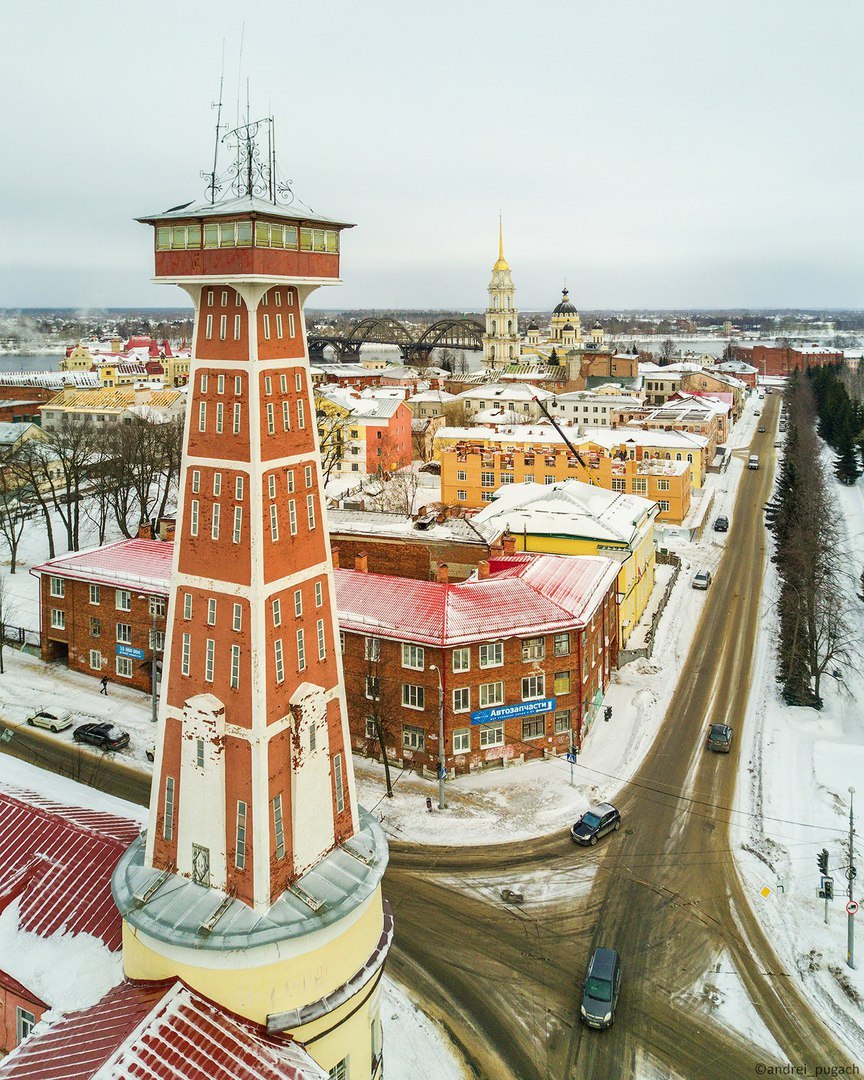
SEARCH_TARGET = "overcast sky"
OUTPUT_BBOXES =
[2,0,862,312]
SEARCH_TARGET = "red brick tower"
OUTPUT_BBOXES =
[137,184,359,914]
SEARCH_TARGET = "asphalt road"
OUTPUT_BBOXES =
[386,393,855,1078]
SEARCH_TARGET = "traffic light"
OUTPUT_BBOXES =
[823,877,834,901]
[817,848,829,875]
[603,706,613,722]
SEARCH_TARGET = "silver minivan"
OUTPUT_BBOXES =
[580,947,622,1029]
[748,454,760,470]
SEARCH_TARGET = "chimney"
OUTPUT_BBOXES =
[503,534,516,555]
[477,560,490,579]
[332,546,340,569]
[137,521,152,540]
[436,563,449,584]
[355,552,368,573]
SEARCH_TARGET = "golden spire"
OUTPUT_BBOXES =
[493,213,510,271]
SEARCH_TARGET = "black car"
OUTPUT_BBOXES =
[706,723,733,753]
[581,947,622,1029]
[73,722,130,751]
[571,802,621,846]
[758,426,766,433]
[713,515,729,532]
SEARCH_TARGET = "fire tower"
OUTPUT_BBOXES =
[112,120,391,1080]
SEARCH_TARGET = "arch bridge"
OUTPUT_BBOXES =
[308,317,484,361]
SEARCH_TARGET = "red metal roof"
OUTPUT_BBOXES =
[0,786,140,951]
[31,538,173,595]
[335,553,619,646]
[0,968,47,1010]
[0,979,327,1080]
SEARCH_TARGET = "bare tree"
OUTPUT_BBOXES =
[357,644,401,798]
[15,440,59,558]
[315,400,351,483]
[0,479,28,574]
[42,417,100,551]
[0,573,15,674]
[442,400,472,427]
[367,466,422,517]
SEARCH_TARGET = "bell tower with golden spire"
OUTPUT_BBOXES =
[482,216,521,370]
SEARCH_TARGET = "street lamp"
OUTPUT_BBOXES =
[428,664,446,810]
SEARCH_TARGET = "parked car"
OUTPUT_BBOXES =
[758,426,766,433]
[580,947,622,1029]
[713,515,729,532]
[706,723,733,753]
[73,722,130,751]
[571,802,621,846]
[26,709,73,733]
[748,455,760,470]
[146,745,156,762]
[692,570,712,590]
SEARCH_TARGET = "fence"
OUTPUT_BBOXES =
[1,623,40,650]
[618,550,681,665]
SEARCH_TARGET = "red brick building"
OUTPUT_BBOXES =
[0,971,46,1057]
[33,539,171,694]
[731,343,842,376]
[336,552,619,775]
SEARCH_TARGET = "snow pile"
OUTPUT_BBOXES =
[382,976,468,1080]
[0,899,123,1012]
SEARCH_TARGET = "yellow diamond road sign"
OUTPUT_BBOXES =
[760,886,772,899]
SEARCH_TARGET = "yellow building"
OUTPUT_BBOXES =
[60,344,95,371]
[473,479,657,646]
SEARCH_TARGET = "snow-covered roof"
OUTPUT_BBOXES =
[457,383,555,402]
[137,192,352,230]
[0,977,327,1080]
[335,553,619,646]
[328,508,493,545]
[0,422,38,447]
[0,784,140,951]
[32,539,174,593]
[407,390,457,403]
[473,481,657,546]
[436,422,708,451]
[0,372,99,389]
[319,388,406,420]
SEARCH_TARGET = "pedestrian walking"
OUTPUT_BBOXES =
[100,676,109,695]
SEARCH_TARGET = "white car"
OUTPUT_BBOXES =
[692,570,712,590]
[26,709,74,733]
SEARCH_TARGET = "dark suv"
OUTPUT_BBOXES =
[706,723,733,753]
[581,947,622,1029]
[713,515,729,532]
[73,722,130,751]
[571,803,621,846]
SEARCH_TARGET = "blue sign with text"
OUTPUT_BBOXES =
[116,643,146,660]
[470,697,556,726]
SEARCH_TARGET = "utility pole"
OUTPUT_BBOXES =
[848,787,856,970]
[429,665,446,810]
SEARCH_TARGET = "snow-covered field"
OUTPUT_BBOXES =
[735,441,864,1059]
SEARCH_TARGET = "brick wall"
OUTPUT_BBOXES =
[0,978,46,1055]
[331,536,489,582]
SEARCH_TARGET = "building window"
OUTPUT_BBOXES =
[333,752,345,813]
[365,716,377,739]
[659,499,670,512]
[315,581,323,607]
[116,655,133,678]
[211,503,221,540]
[456,469,467,482]
[89,616,100,637]
[293,589,303,618]
[288,499,297,535]
[192,843,211,888]
[457,490,467,501]
[233,403,241,434]
[272,598,282,626]
[340,630,346,654]
[402,643,425,670]
[270,503,279,541]
[268,474,277,500]
[281,399,291,431]
[297,628,306,670]
[88,583,100,605]
[612,478,626,492]
[305,464,313,488]
[195,737,205,767]
[149,630,165,651]
[181,633,191,675]
[149,597,166,617]
[234,314,241,340]
[232,603,242,632]
[633,478,648,494]
[479,722,504,748]
[479,642,503,668]
[555,709,572,735]
[235,375,242,394]
[554,670,571,695]
[297,399,306,428]
[288,313,296,337]
[453,728,470,753]
[402,683,425,710]
[453,647,470,673]
[552,632,571,657]
[205,639,215,682]
[478,681,504,707]
[365,636,381,661]
[233,506,242,543]
[50,608,65,630]
[273,794,286,859]
[274,639,285,683]
[403,724,425,750]
[266,402,275,435]
[521,636,545,661]
[163,776,175,840]
[183,593,192,620]
[657,479,670,492]
[235,801,247,869]
[235,475,244,500]
[317,619,326,661]
[205,314,213,339]
[116,622,132,643]
[198,401,207,432]
[365,675,380,700]
[116,589,131,612]
[89,649,102,670]
[190,499,199,536]
[522,674,545,700]
[522,716,546,739]
[286,469,295,493]
[212,472,222,496]
[306,494,316,530]
[207,598,217,625]
[262,314,271,340]
[481,471,496,488]
[49,576,64,598]
[453,687,470,713]
[219,315,227,340]
[275,314,283,338]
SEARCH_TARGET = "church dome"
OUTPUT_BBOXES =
[527,321,539,331]
[563,322,574,331]
[593,320,603,330]
[553,288,577,315]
